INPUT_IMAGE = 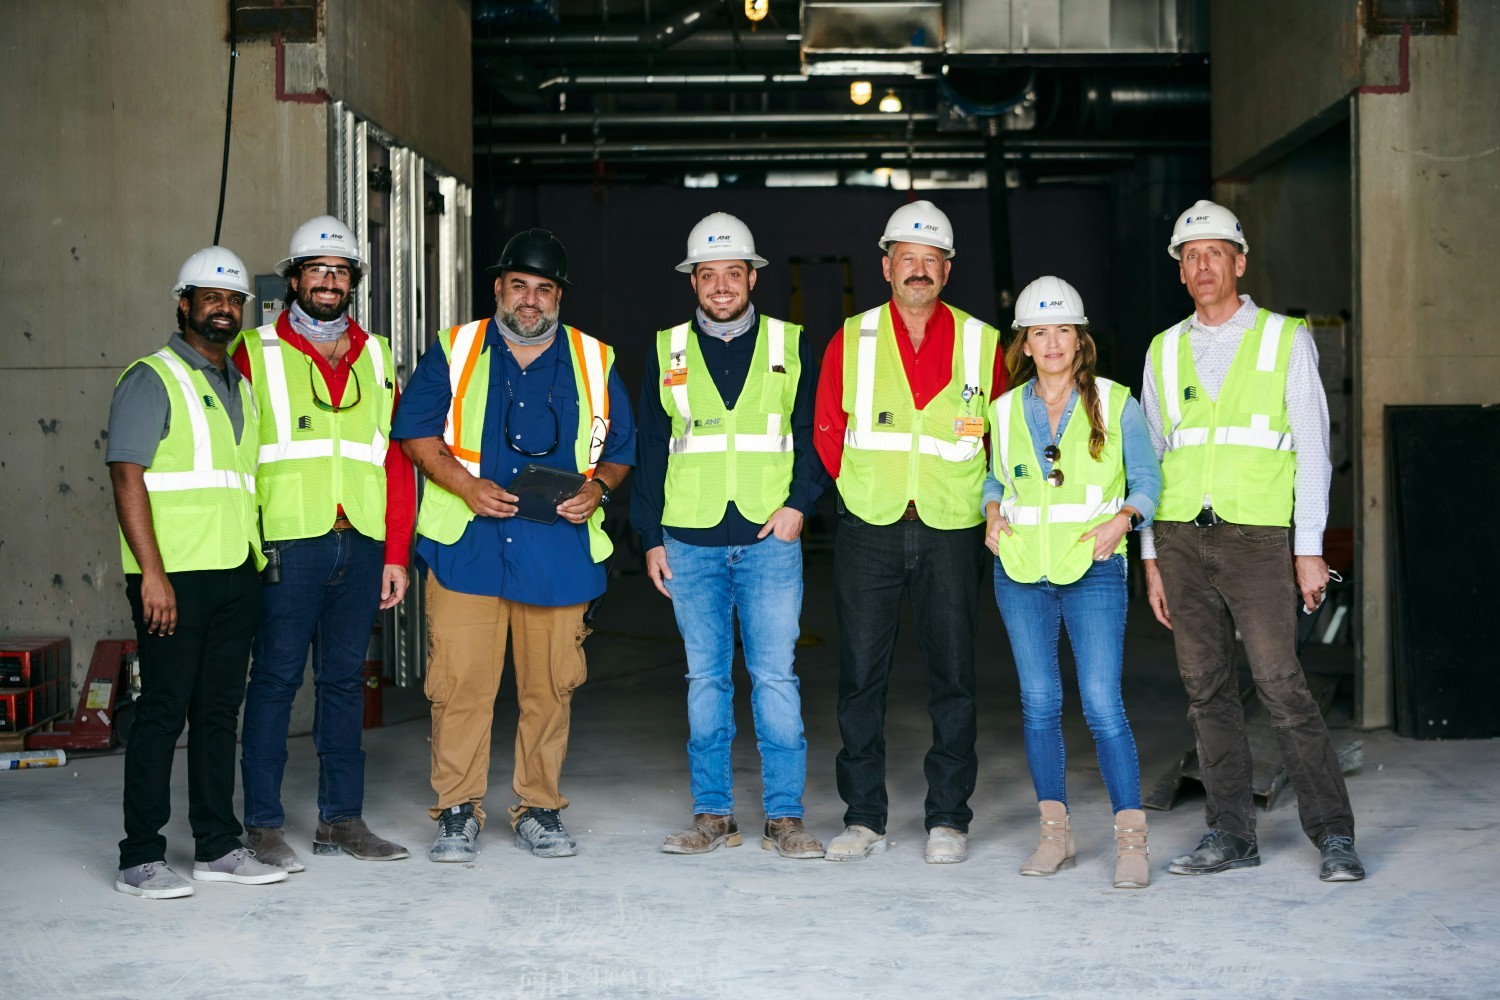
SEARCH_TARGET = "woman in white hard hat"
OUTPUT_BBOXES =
[983,275,1161,888]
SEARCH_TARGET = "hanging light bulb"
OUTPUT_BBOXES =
[849,81,873,106]
[878,89,902,113]
[744,0,769,22]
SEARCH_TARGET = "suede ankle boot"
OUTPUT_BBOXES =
[1113,809,1150,888]
[1020,800,1075,876]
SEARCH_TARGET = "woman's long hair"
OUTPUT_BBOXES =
[1004,324,1107,460]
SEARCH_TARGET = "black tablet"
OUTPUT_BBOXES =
[506,463,587,524]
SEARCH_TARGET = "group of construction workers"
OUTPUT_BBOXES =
[107,196,1363,899]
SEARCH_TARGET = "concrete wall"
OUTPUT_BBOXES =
[0,0,472,726]
[0,1,326,703]
[1211,0,1360,178]
[326,0,474,183]
[1354,3,1500,727]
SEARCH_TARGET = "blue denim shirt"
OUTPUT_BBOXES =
[982,379,1160,525]
[392,320,636,606]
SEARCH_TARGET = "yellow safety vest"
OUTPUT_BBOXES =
[990,378,1129,585]
[235,325,395,541]
[1149,308,1298,525]
[656,316,801,527]
[837,303,999,528]
[116,349,265,574]
[413,320,615,562]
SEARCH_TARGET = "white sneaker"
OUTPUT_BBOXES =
[825,824,888,862]
[191,847,289,884]
[924,826,968,864]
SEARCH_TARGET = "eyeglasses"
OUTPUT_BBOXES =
[503,380,560,457]
[1043,444,1064,487]
[300,263,353,281]
[306,356,361,412]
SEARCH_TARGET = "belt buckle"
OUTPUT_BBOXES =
[902,501,920,522]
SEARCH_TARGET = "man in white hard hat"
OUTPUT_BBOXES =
[1141,199,1363,882]
[813,200,1007,864]
[394,229,635,863]
[107,248,287,898]
[231,215,415,871]
[632,212,830,860]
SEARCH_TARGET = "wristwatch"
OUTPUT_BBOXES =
[591,479,613,507]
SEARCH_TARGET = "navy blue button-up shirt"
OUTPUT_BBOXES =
[392,320,636,606]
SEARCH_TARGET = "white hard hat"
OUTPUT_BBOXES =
[676,212,769,273]
[878,199,956,258]
[172,246,255,301]
[277,214,368,274]
[1169,199,1249,259]
[1012,275,1087,330]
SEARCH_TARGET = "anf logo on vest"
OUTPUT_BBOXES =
[1014,463,1031,479]
[297,415,314,430]
[1184,386,1199,401]
[202,394,217,409]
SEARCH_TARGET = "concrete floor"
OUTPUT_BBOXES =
[3,534,1498,999]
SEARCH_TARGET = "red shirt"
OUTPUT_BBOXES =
[231,311,416,566]
[813,300,1008,479]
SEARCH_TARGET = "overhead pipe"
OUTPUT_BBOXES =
[530,72,937,92]
[475,111,943,130]
[477,29,801,53]
[476,136,1205,158]
[480,0,727,52]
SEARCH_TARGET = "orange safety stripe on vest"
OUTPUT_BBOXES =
[569,326,611,476]
[447,320,487,465]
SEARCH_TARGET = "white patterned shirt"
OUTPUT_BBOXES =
[1138,294,1331,558]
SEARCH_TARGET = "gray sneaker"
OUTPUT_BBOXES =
[191,847,290,884]
[430,803,480,863]
[115,861,193,899]
[514,807,577,858]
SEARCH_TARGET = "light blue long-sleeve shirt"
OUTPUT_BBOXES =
[982,379,1161,525]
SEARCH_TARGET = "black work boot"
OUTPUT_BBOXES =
[1317,834,1366,882]
[1168,829,1260,875]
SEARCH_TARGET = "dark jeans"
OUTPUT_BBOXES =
[120,558,260,868]
[241,530,383,827]
[1154,520,1354,844]
[833,510,986,834]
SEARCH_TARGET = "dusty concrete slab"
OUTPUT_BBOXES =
[3,547,1497,998]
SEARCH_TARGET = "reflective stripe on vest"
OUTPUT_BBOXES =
[251,326,391,467]
[1151,308,1298,525]
[843,307,986,462]
[417,322,616,561]
[657,316,801,527]
[990,378,1128,585]
[665,319,794,455]
[120,349,264,574]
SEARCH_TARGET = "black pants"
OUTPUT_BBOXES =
[833,511,987,834]
[1154,521,1355,844]
[120,559,260,869]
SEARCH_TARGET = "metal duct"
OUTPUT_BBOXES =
[481,0,726,52]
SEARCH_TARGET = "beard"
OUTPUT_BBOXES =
[699,297,750,323]
[498,304,558,340]
[190,310,238,344]
[296,287,353,322]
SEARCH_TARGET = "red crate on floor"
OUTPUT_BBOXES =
[0,636,69,688]
[0,680,58,732]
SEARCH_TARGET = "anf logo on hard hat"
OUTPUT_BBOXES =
[321,232,345,241]
[1041,299,1063,309]
[216,265,242,276]
[1187,215,1210,225]
[912,223,940,233]
[708,235,732,244]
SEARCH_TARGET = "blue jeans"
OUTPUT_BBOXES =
[241,530,384,827]
[992,554,1142,813]
[662,532,808,819]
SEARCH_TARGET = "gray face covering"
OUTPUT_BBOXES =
[695,304,756,341]
[494,309,560,347]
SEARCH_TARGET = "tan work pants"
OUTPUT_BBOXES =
[424,572,590,829]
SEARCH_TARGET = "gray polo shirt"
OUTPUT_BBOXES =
[105,332,247,466]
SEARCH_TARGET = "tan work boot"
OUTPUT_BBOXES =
[1019,800,1075,876]
[762,818,826,859]
[825,824,888,862]
[313,817,410,861]
[245,826,305,873]
[662,813,741,854]
[1113,809,1150,888]
[924,826,969,864]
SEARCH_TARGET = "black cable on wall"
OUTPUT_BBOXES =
[213,0,239,245]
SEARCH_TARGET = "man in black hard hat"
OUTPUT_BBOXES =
[393,229,635,863]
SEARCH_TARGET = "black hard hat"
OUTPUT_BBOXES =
[489,228,572,289]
